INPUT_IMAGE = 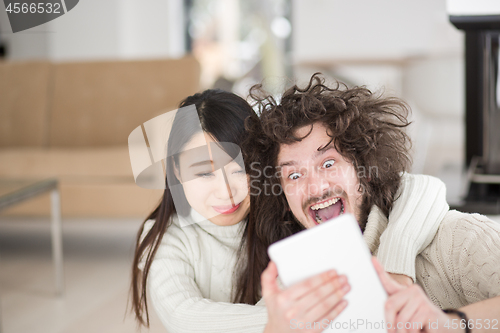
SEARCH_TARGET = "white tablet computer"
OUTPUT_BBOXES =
[267,214,387,332]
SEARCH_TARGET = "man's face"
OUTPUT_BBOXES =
[277,122,364,229]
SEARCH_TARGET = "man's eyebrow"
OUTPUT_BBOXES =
[278,144,336,167]
[278,160,297,167]
[313,144,336,159]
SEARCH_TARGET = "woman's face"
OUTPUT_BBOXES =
[175,132,250,226]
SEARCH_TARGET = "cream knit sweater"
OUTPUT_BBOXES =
[364,208,500,308]
[146,213,268,333]
[145,173,447,332]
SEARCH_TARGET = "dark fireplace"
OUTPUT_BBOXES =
[451,13,500,214]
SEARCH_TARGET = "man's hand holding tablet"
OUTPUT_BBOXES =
[264,214,388,333]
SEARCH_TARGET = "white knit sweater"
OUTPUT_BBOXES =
[365,208,500,308]
[145,173,447,332]
[146,212,268,333]
[377,173,449,281]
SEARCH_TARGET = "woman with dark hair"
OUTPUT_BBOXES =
[130,90,268,332]
[130,86,449,333]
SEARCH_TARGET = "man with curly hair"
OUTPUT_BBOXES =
[237,74,500,332]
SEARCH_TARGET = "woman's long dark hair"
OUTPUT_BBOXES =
[130,89,254,327]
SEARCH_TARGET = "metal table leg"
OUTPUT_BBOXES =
[0,252,2,333]
[51,189,64,296]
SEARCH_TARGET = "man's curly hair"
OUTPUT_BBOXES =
[234,73,412,305]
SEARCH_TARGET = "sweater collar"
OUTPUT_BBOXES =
[363,205,389,254]
[177,208,246,240]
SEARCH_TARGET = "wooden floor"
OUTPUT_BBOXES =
[0,217,165,333]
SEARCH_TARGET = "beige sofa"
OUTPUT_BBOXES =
[0,57,200,217]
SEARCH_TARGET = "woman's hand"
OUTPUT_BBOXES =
[373,257,460,333]
[262,261,350,333]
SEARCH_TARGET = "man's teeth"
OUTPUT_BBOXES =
[311,197,340,211]
[313,198,345,224]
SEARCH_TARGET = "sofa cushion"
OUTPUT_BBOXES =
[48,56,200,147]
[1,182,163,217]
[0,61,51,147]
[0,147,163,217]
[0,147,133,178]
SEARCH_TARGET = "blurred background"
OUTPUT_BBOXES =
[0,0,499,332]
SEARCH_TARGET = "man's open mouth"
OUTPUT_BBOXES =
[308,197,345,224]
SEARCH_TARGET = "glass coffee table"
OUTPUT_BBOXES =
[0,178,64,296]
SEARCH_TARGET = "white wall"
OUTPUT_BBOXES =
[0,0,185,61]
[118,0,185,59]
[47,0,121,61]
[293,0,462,62]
